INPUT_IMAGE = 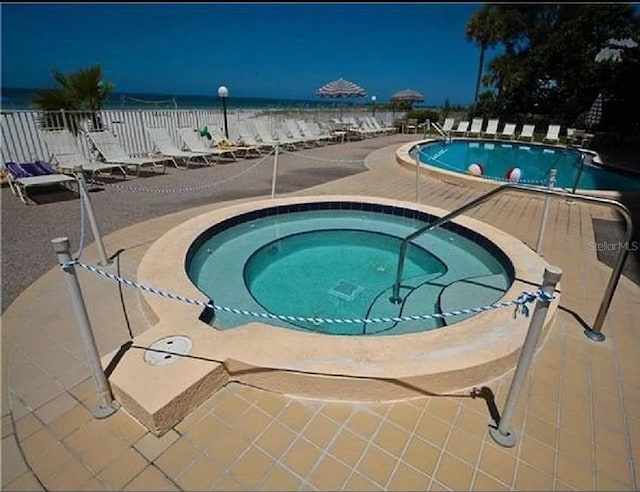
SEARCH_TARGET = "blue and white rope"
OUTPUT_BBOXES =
[74,175,86,261]
[61,260,553,324]
[88,148,275,193]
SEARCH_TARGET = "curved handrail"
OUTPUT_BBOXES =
[389,183,633,340]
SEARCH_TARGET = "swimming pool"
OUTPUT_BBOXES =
[412,139,640,192]
[187,203,514,335]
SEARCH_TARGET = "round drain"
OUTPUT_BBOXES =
[144,335,192,366]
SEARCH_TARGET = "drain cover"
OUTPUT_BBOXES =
[328,279,364,301]
[144,335,193,366]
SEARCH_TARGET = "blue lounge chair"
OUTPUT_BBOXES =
[5,161,77,204]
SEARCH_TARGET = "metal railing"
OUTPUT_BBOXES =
[430,121,450,142]
[389,183,634,341]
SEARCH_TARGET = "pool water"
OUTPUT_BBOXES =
[415,140,640,191]
[187,205,514,336]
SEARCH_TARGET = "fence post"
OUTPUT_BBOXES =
[535,168,557,255]
[271,144,279,199]
[74,167,110,265]
[52,237,119,419]
[488,265,562,447]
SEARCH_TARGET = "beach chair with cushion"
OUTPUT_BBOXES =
[86,130,169,176]
[204,125,263,158]
[498,123,516,140]
[41,129,128,179]
[542,124,561,144]
[518,124,536,142]
[451,120,470,137]
[467,118,484,137]
[5,161,77,204]
[176,127,236,163]
[145,127,214,168]
[482,119,500,138]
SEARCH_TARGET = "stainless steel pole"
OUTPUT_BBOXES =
[74,167,110,266]
[415,151,420,204]
[271,144,279,199]
[489,265,562,447]
[535,168,557,255]
[52,237,119,419]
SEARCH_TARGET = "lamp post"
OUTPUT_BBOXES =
[371,95,377,116]
[218,85,229,139]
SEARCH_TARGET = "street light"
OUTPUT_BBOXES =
[218,85,229,139]
[371,95,377,116]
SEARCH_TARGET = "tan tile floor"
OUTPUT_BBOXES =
[2,136,639,490]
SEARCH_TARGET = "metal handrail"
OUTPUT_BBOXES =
[389,183,634,341]
[430,121,450,142]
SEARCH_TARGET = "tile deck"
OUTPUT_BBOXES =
[2,135,639,491]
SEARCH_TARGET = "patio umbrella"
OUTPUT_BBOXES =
[391,88,425,105]
[586,92,604,129]
[316,77,367,98]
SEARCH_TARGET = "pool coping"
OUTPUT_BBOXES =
[397,138,640,199]
[106,195,559,435]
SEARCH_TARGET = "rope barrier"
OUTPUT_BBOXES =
[60,259,553,325]
[280,148,365,165]
[74,175,86,260]
[88,147,275,193]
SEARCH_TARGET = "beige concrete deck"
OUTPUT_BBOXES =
[2,137,639,491]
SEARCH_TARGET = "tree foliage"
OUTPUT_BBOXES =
[466,4,640,135]
[32,65,114,133]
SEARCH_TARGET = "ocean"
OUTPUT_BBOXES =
[0,87,369,111]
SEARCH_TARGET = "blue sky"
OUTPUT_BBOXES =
[2,3,501,105]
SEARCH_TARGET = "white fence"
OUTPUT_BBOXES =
[0,108,398,165]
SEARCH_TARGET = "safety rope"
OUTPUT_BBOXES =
[60,260,554,325]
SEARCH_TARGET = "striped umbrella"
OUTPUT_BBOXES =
[316,77,367,98]
[391,88,425,103]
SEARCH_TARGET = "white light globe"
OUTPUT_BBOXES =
[218,86,229,98]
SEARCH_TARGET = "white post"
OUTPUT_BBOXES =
[52,237,119,419]
[489,265,562,447]
[535,168,557,255]
[415,152,420,204]
[74,167,110,265]
[271,144,279,199]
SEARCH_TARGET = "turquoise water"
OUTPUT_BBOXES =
[187,207,513,335]
[415,140,640,191]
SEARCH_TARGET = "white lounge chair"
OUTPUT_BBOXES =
[467,118,484,137]
[499,123,516,140]
[442,118,455,133]
[542,124,561,144]
[41,129,128,179]
[296,120,334,145]
[283,119,317,147]
[253,119,299,150]
[176,127,236,163]
[145,127,213,168]
[201,125,262,158]
[451,121,470,137]
[482,119,500,138]
[238,121,275,151]
[518,124,536,142]
[5,161,77,204]
[86,130,169,176]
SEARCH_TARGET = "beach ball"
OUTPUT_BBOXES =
[505,167,522,182]
[467,162,483,176]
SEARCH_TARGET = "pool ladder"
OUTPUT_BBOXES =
[430,120,452,143]
[389,183,633,342]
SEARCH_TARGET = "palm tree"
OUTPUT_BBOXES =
[466,6,502,117]
[32,65,114,133]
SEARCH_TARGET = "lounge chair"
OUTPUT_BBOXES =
[5,161,77,204]
[518,124,536,142]
[498,123,516,140]
[41,129,128,179]
[86,130,169,176]
[145,127,213,168]
[482,119,500,138]
[253,119,299,150]
[542,124,561,144]
[442,118,455,133]
[283,119,317,147]
[203,125,263,158]
[176,127,236,163]
[467,118,484,137]
[371,117,396,134]
[296,120,333,145]
[238,121,275,151]
[451,121,470,137]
